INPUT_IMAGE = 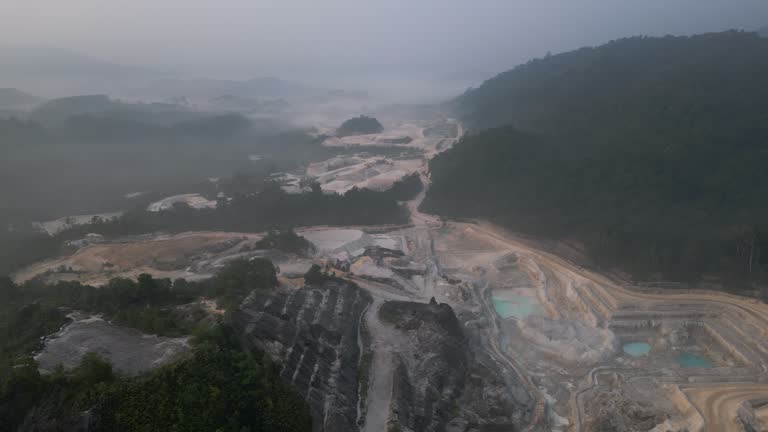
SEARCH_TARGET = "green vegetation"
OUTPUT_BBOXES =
[0,259,278,370]
[205,258,278,311]
[0,227,60,277]
[304,264,330,286]
[385,172,423,201]
[0,326,311,432]
[0,259,310,431]
[254,229,316,256]
[426,31,768,292]
[336,115,384,136]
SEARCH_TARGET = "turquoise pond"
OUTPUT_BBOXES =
[676,352,713,368]
[492,295,542,319]
[622,342,651,357]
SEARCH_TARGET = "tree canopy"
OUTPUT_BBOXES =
[425,31,768,293]
[336,115,383,136]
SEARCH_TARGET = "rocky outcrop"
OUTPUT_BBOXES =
[380,301,534,432]
[517,315,618,365]
[233,280,371,432]
[738,399,768,432]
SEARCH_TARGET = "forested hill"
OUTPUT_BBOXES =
[424,31,768,292]
[456,30,768,134]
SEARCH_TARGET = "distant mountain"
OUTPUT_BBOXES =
[0,46,159,95]
[0,46,150,79]
[208,94,290,112]
[0,88,42,109]
[30,94,205,126]
[759,25,768,38]
[425,30,768,288]
[134,76,311,100]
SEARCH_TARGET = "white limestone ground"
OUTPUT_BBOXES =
[304,155,424,195]
[146,193,217,212]
[34,212,124,235]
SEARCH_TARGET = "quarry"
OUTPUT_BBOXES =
[15,117,768,432]
[35,312,190,375]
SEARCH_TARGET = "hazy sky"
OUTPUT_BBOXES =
[2,0,768,98]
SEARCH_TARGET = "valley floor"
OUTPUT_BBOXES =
[19,117,768,432]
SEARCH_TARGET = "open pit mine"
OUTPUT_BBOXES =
[17,118,768,432]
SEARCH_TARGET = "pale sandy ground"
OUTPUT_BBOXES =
[146,193,217,212]
[454,221,768,432]
[34,212,124,235]
[683,384,768,432]
[13,231,262,285]
[321,123,424,148]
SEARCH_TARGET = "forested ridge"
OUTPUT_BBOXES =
[424,31,768,292]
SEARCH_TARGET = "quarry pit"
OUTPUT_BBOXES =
[18,118,768,432]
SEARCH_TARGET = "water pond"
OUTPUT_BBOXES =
[492,294,542,319]
[676,351,713,368]
[622,342,651,357]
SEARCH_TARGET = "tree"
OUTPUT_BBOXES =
[304,264,327,286]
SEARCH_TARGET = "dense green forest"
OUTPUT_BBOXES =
[336,115,383,136]
[385,172,423,201]
[0,259,312,431]
[425,31,768,292]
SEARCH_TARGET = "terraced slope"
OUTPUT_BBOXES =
[234,280,372,432]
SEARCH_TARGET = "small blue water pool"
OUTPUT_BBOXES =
[676,352,712,368]
[622,342,651,357]
[492,294,542,319]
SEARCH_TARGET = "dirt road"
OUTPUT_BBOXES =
[684,384,768,432]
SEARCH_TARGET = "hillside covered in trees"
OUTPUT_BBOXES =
[424,31,768,291]
[336,115,383,136]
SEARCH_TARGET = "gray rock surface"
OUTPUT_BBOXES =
[381,300,534,432]
[234,280,372,432]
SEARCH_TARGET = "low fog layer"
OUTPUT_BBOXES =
[2,0,768,100]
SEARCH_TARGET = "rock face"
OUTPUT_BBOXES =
[584,378,676,432]
[380,301,535,432]
[234,280,372,432]
[738,399,768,432]
[517,316,618,365]
[35,314,190,375]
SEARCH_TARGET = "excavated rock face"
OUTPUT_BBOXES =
[234,280,372,432]
[738,399,768,432]
[585,381,671,432]
[380,301,534,432]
